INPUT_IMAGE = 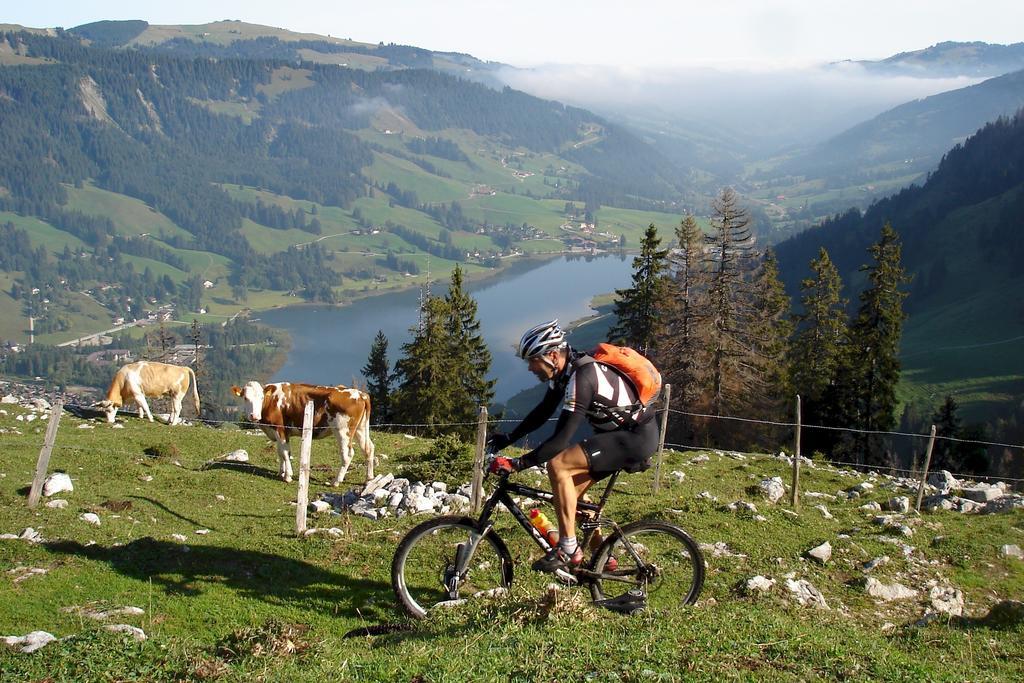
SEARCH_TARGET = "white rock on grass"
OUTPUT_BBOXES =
[961,485,1003,503]
[814,504,833,519]
[884,496,911,513]
[363,473,395,496]
[785,579,829,609]
[19,528,44,543]
[927,470,958,493]
[700,542,748,559]
[45,499,68,509]
[1001,544,1023,559]
[302,527,344,538]
[806,541,832,565]
[104,624,147,641]
[83,606,145,620]
[170,534,188,542]
[758,477,786,503]
[929,585,965,616]
[79,512,101,526]
[3,631,57,653]
[745,576,776,593]
[308,500,332,514]
[42,472,73,497]
[223,449,249,462]
[670,470,686,483]
[864,578,919,601]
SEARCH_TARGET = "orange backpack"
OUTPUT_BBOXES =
[587,343,663,408]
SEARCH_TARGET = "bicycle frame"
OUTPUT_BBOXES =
[455,470,626,586]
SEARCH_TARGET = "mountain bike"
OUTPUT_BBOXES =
[391,461,705,619]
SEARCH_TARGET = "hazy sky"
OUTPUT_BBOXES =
[6,1,1024,68]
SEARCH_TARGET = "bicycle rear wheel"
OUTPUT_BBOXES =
[391,515,514,619]
[589,520,704,609]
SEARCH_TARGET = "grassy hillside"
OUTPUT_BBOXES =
[0,168,680,347]
[0,402,1021,681]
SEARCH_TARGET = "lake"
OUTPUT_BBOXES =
[258,254,633,404]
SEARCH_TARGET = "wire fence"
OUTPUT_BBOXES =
[10,395,1022,490]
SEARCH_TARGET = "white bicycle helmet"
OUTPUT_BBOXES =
[517,319,567,359]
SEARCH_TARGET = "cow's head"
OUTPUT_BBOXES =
[232,381,265,422]
[94,399,119,424]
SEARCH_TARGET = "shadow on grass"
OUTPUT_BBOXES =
[199,461,283,482]
[949,601,1024,631]
[41,537,394,620]
[128,496,210,528]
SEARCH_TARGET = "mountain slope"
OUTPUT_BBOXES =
[0,27,688,346]
[838,40,1024,78]
[774,112,1024,420]
[776,69,1024,183]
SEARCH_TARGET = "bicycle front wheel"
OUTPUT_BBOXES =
[391,515,514,619]
[589,520,704,609]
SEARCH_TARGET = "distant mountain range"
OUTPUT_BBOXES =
[773,67,1024,183]
[835,40,1024,78]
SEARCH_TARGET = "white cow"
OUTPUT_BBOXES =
[97,361,200,425]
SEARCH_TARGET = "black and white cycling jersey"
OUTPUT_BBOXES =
[508,348,657,472]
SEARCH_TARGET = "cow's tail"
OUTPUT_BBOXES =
[357,391,375,457]
[188,367,201,417]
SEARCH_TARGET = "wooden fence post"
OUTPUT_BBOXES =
[295,401,314,536]
[27,400,63,509]
[653,384,671,493]
[471,406,488,513]
[915,424,938,513]
[790,395,801,511]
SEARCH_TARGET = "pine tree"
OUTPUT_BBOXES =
[747,249,793,437]
[392,266,494,437]
[609,223,669,356]
[655,213,711,444]
[929,395,988,474]
[392,295,454,433]
[930,395,962,472]
[790,247,848,455]
[444,265,495,432]
[704,188,758,439]
[837,222,911,468]
[362,330,393,424]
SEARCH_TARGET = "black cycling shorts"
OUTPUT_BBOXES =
[580,418,660,481]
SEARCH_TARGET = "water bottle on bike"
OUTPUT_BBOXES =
[529,508,559,546]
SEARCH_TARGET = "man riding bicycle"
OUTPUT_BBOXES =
[488,320,660,573]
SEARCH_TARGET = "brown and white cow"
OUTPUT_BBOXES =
[231,381,375,485]
[96,361,200,425]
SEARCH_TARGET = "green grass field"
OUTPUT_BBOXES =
[0,402,1020,681]
[64,183,193,241]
